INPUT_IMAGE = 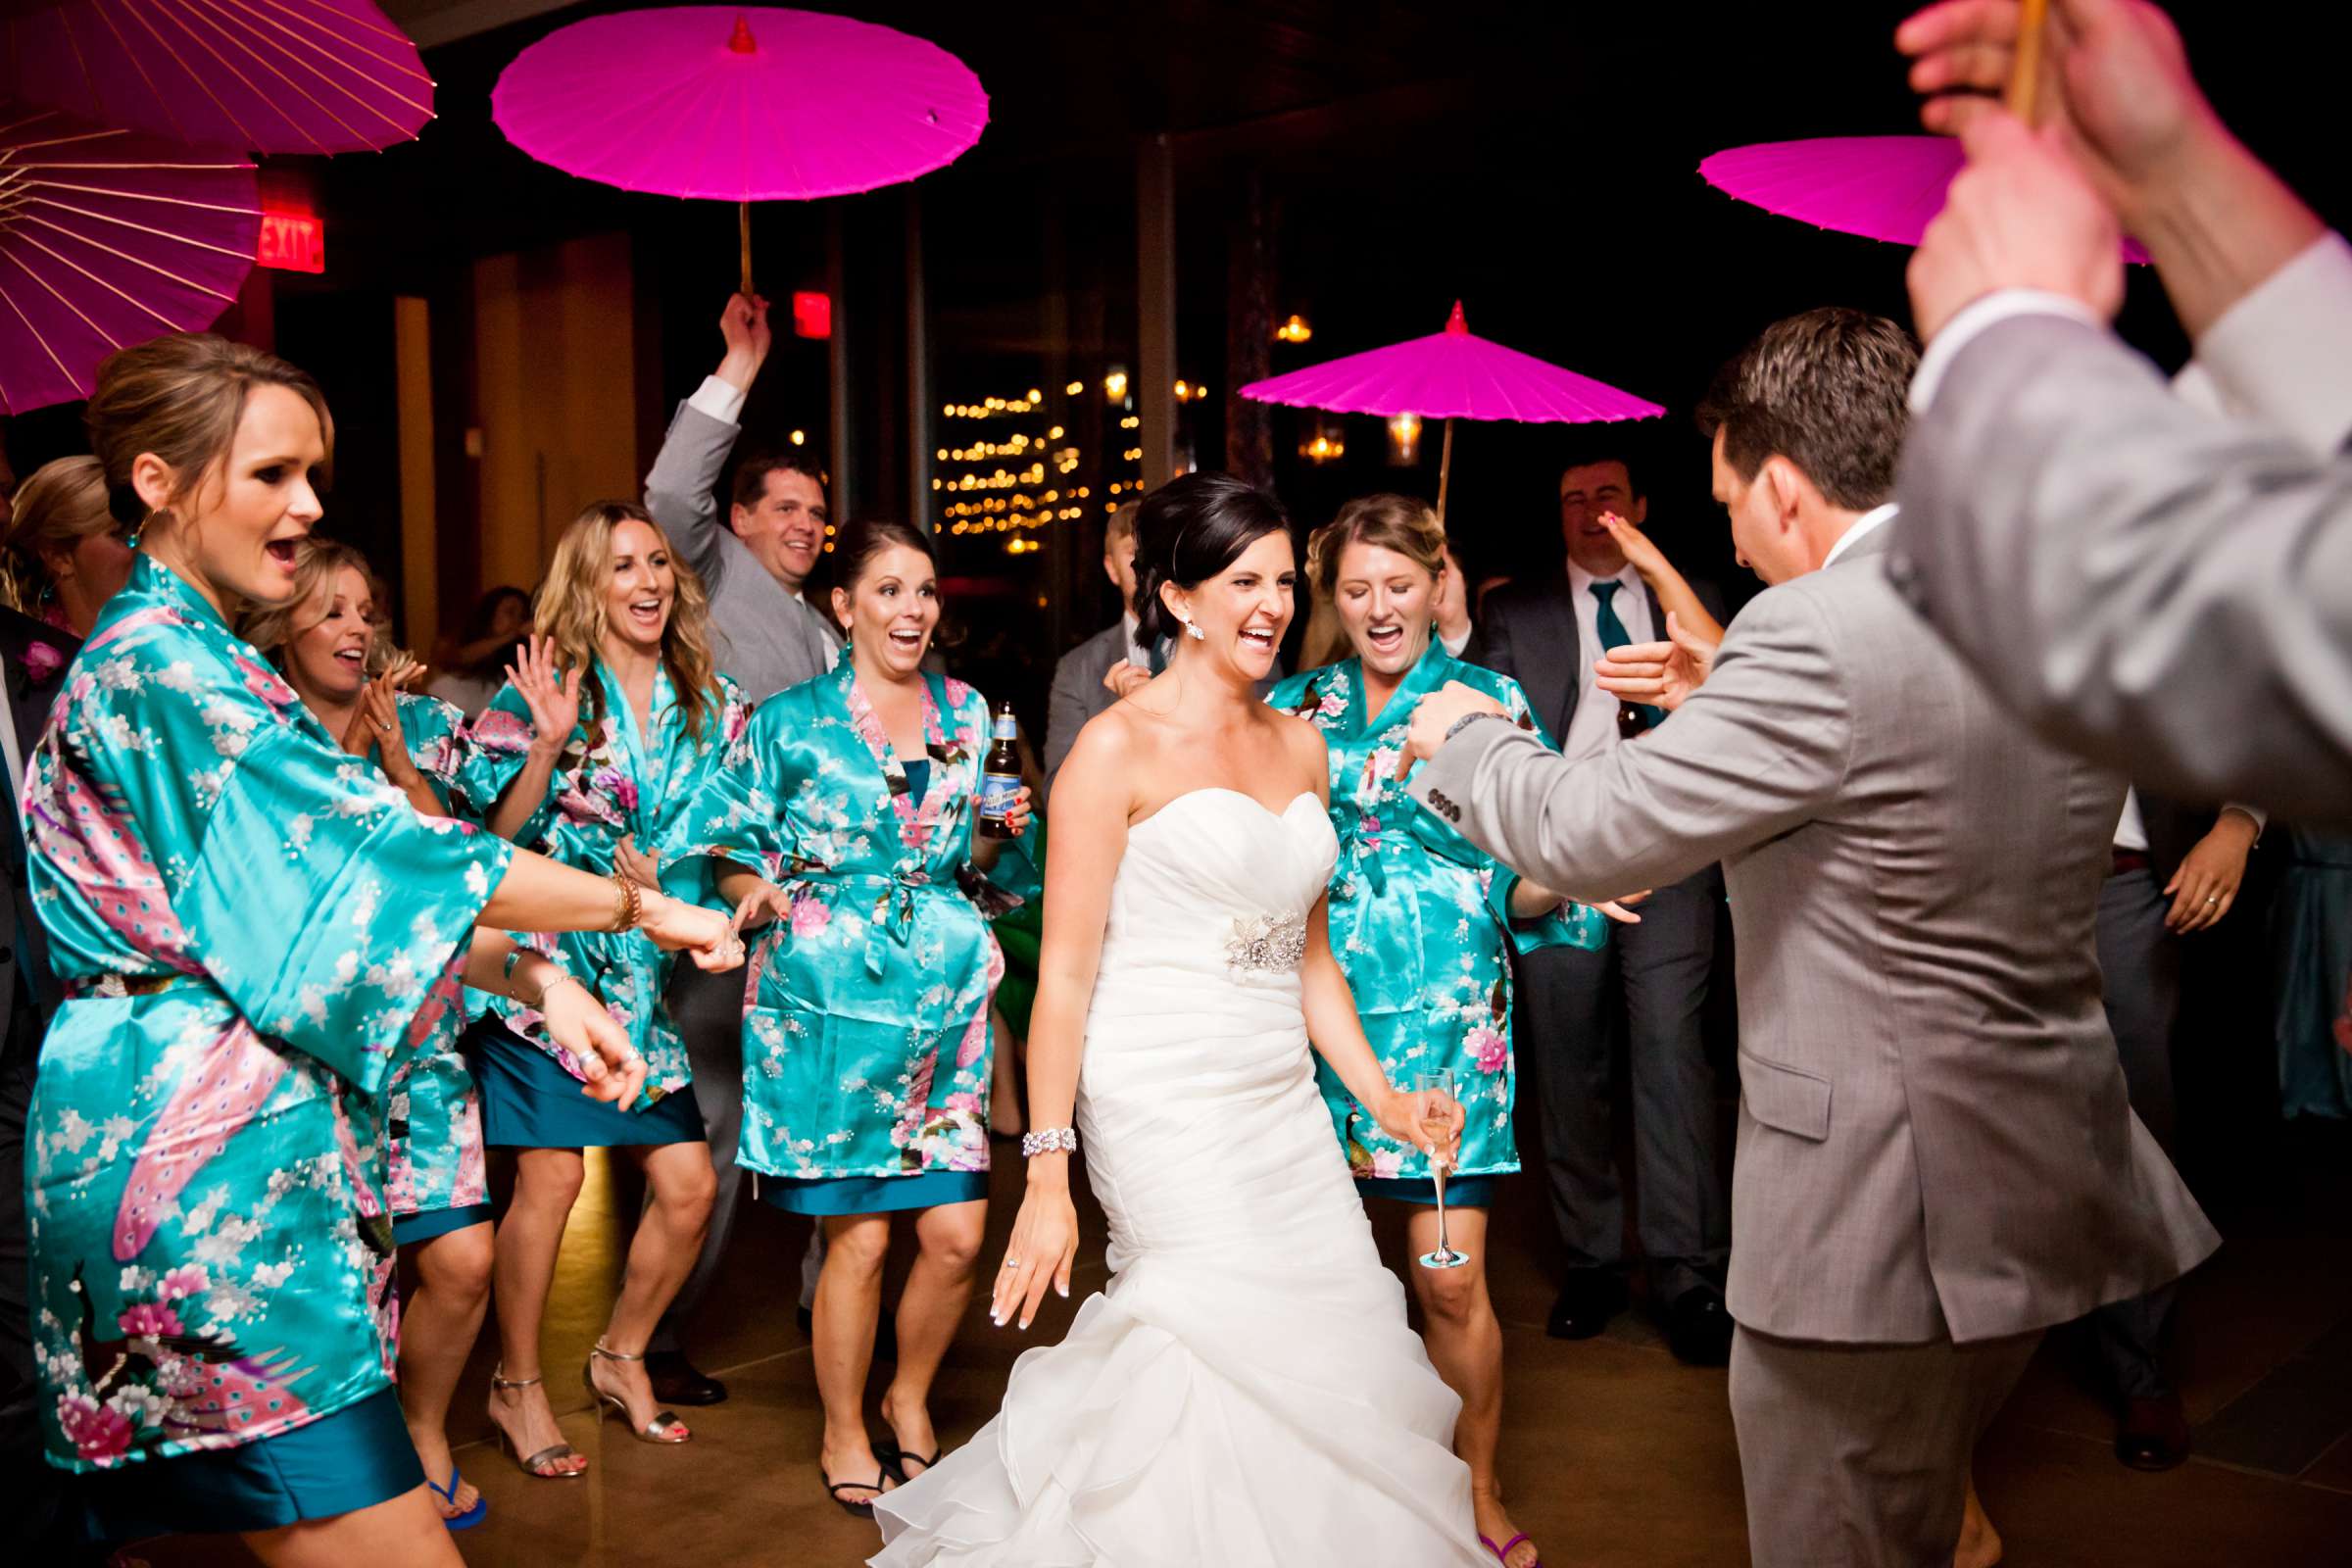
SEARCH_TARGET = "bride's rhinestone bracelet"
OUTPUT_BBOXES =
[1021,1127,1079,1158]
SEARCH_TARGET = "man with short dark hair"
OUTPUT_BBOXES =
[1403,308,2217,1568]
[1468,450,1733,1363]
[645,293,843,708]
[634,293,845,1406]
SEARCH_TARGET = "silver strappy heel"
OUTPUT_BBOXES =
[488,1366,587,1478]
[584,1342,691,1444]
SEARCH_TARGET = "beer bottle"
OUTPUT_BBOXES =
[1614,699,1651,742]
[976,701,1022,840]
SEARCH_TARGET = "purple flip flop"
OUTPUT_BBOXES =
[1482,1533,1542,1568]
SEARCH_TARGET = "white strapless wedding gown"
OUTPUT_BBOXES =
[872,789,1486,1567]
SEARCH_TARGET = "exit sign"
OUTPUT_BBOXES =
[258,213,324,273]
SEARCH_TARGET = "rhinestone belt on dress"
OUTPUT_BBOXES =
[1225,912,1307,974]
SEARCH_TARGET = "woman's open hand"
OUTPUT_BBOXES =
[990,1175,1079,1333]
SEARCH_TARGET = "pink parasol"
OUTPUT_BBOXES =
[1697,135,2150,263]
[491,6,988,292]
[0,0,433,155]
[0,104,259,414]
[1239,302,1664,518]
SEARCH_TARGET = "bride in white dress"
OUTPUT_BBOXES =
[873,474,1491,1567]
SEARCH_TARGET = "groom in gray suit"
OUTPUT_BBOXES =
[1401,309,2218,1568]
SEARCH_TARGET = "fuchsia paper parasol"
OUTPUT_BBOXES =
[0,104,259,414]
[0,0,434,155]
[1698,135,2149,262]
[1240,302,1664,518]
[492,6,988,291]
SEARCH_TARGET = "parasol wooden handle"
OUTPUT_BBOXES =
[1436,416,1455,525]
[2005,0,2050,123]
[739,200,754,297]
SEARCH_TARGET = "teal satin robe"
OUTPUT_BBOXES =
[664,661,1002,1181]
[20,557,513,1470]
[1267,642,1605,1181]
[382,693,485,1220]
[457,661,748,1111]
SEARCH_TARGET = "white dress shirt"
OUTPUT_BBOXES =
[1560,562,1655,762]
[0,675,22,800]
[1823,504,1899,569]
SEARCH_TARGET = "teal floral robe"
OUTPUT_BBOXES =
[457,661,748,1112]
[20,557,513,1470]
[1268,642,1605,1182]
[664,661,1003,1181]
[381,693,485,1221]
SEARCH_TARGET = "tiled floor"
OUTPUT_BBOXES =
[131,1122,2352,1567]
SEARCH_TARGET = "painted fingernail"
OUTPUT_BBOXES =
[1056,1283,1069,1298]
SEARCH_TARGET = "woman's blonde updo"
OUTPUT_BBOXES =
[1305,493,1447,594]
[82,332,333,532]
[1297,493,1447,668]
[0,455,111,614]
[536,501,719,741]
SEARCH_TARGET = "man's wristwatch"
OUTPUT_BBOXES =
[1443,710,1506,747]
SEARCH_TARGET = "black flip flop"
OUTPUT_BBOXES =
[824,1469,890,1519]
[876,1437,942,1484]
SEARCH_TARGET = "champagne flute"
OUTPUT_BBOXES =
[1414,1067,1468,1271]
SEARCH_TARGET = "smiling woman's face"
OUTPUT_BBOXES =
[834,543,940,679]
[284,565,374,701]
[1333,540,1437,677]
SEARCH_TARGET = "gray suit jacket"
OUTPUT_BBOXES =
[1044,621,1131,796]
[1411,526,2218,1345]
[1892,313,2352,825]
[644,400,842,707]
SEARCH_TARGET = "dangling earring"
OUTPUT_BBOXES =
[1183,618,1205,641]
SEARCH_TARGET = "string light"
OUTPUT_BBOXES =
[1276,315,1312,344]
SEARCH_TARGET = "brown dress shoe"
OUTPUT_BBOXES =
[2117,1393,2190,1471]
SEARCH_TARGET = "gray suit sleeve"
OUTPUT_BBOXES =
[1043,643,1097,798]
[644,401,738,592]
[1893,314,2352,825]
[1408,587,1852,899]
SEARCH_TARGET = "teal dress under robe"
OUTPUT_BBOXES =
[379,692,492,1243]
[664,660,1004,1213]
[1268,640,1606,1202]
[18,557,513,1517]
[458,659,747,1146]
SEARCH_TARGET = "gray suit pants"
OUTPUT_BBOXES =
[1520,864,1728,1301]
[1730,1325,2040,1568]
[649,962,749,1356]
[2086,866,2184,1400]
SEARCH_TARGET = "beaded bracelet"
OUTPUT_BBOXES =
[1021,1127,1079,1158]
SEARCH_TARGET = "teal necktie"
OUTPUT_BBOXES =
[1592,581,1665,731]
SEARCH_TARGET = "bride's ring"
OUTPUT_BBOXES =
[1001,1257,1019,1270]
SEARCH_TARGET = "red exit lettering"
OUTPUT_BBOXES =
[258,213,324,273]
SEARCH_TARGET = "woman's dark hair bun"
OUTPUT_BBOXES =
[833,518,934,588]
[1130,472,1290,647]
